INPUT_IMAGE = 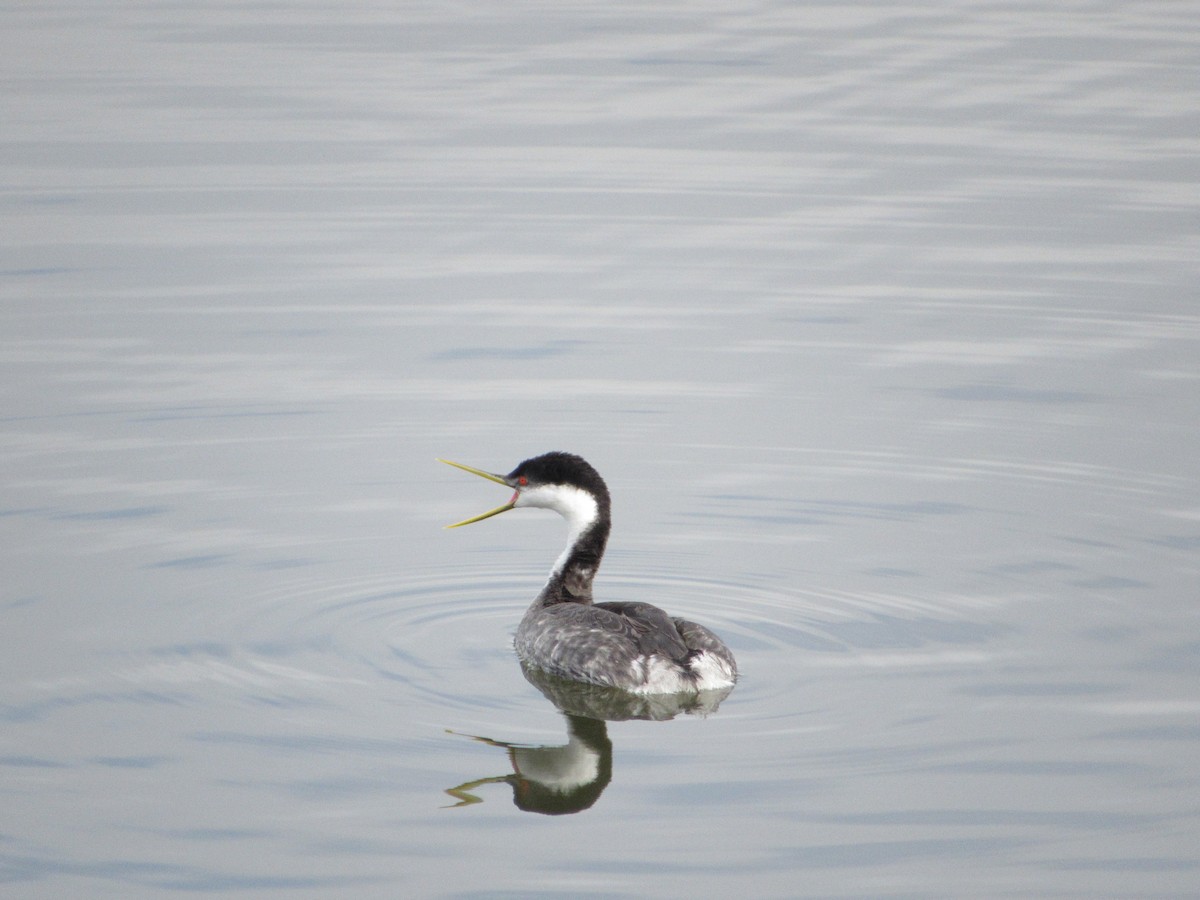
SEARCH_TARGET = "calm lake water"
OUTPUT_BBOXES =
[3,1,1199,897]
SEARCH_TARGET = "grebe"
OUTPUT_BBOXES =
[438,452,738,695]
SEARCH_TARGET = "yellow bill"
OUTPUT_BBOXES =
[437,458,517,528]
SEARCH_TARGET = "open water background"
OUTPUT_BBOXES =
[3,1,1199,897]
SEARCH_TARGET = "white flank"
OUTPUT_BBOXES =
[626,653,736,695]
[687,651,738,691]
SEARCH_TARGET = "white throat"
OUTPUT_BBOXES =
[514,483,600,576]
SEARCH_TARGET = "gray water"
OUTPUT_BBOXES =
[3,2,1199,897]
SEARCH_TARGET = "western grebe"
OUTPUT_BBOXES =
[438,452,737,695]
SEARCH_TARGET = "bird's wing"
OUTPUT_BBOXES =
[672,617,729,655]
[592,601,691,663]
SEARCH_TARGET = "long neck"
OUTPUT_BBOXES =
[536,512,610,607]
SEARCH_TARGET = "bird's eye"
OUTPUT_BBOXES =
[518,476,528,486]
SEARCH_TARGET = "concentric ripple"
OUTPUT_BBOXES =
[211,562,546,716]
[587,569,1014,729]
[117,557,1022,734]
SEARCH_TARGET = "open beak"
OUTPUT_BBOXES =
[437,458,518,528]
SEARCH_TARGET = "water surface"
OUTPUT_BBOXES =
[3,2,1198,897]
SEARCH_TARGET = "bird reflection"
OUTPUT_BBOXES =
[444,662,733,815]
[520,661,734,721]
[444,713,612,815]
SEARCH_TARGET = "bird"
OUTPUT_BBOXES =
[438,451,737,695]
